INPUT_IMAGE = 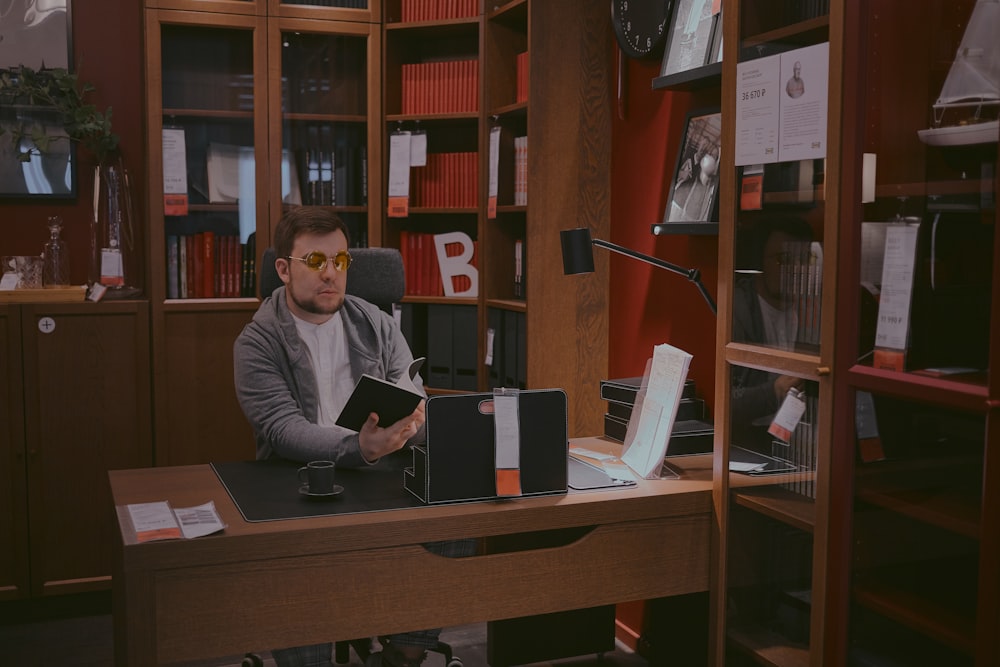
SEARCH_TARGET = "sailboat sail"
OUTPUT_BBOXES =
[918,0,1000,145]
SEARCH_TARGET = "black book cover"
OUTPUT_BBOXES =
[600,376,696,405]
[335,358,424,432]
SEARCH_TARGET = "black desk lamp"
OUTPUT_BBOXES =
[560,227,717,315]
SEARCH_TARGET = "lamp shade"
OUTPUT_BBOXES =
[560,227,595,275]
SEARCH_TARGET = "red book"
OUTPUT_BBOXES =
[203,231,215,298]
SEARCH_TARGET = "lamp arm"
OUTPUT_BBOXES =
[592,238,717,315]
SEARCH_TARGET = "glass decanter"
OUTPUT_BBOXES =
[42,215,70,287]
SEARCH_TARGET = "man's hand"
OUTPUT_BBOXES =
[358,400,426,462]
[773,374,804,402]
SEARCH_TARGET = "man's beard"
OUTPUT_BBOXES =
[287,276,344,316]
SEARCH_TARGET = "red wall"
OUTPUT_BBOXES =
[609,54,719,415]
[2,1,145,290]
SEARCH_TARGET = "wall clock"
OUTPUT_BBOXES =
[611,0,672,59]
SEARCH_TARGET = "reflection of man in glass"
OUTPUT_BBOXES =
[731,217,812,449]
[786,61,805,99]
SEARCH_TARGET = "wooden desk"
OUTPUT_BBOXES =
[110,438,713,666]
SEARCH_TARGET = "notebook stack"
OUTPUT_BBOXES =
[600,376,714,456]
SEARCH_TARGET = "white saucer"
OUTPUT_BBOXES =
[299,484,344,498]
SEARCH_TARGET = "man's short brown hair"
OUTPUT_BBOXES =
[272,207,350,258]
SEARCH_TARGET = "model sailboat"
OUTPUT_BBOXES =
[917,0,1000,146]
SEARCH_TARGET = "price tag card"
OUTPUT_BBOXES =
[410,131,427,167]
[488,126,501,218]
[768,387,806,442]
[735,54,780,166]
[387,132,412,217]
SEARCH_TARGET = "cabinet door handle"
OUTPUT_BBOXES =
[816,366,831,376]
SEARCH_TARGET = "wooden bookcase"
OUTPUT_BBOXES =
[381,0,611,436]
[143,0,382,464]
[712,1,998,665]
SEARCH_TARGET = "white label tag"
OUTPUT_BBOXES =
[769,387,806,442]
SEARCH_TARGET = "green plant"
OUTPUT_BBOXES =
[0,65,119,163]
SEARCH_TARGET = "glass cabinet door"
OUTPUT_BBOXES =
[269,21,376,248]
[154,16,266,301]
[832,1,998,665]
[716,1,836,664]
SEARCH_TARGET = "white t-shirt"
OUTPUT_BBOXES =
[292,311,355,427]
[758,294,797,351]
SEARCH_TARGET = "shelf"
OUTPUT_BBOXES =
[488,0,527,24]
[652,62,722,92]
[732,485,815,532]
[742,16,830,53]
[651,221,719,236]
[727,623,809,667]
[384,16,479,35]
[394,207,478,215]
[856,483,981,539]
[725,342,822,380]
[490,100,527,118]
[485,298,526,312]
[874,178,997,201]
[162,298,259,313]
[853,565,976,655]
[847,364,990,413]
[282,112,367,123]
[385,112,479,124]
[401,295,478,306]
[494,205,527,215]
[163,108,254,120]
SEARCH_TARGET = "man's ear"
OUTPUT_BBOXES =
[275,258,291,284]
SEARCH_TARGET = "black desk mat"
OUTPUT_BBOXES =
[213,450,625,523]
[212,451,426,522]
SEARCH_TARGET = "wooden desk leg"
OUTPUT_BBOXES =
[113,542,157,666]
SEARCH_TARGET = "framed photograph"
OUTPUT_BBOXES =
[0,1,72,70]
[660,0,719,77]
[0,1,75,199]
[706,6,723,65]
[664,109,722,225]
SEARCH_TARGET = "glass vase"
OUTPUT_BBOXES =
[90,152,141,297]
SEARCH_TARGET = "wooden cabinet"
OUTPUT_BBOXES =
[381,0,611,436]
[0,305,27,600]
[0,302,151,600]
[143,0,381,464]
[827,2,998,665]
[712,1,998,665]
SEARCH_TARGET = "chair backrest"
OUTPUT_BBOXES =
[259,247,406,312]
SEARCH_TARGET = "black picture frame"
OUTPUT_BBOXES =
[660,0,719,78]
[663,109,722,227]
[0,1,76,199]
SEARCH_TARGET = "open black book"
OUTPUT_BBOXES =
[335,358,425,432]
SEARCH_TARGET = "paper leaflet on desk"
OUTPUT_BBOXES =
[125,501,226,542]
[620,343,693,479]
[567,446,638,482]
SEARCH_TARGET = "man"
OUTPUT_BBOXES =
[234,207,470,667]
[786,61,805,99]
[730,216,813,448]
[671,146,719,222]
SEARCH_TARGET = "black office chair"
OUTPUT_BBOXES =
[244,246,461,667]
[259,246,406,311]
